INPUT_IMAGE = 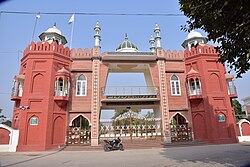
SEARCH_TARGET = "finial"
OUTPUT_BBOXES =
[125,33,128,40]
[154,23,160,31]
[54,22,56,27]
[150,34,154,41]
[95,21,100,27]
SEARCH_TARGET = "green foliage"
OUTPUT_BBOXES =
[233,99,244,121]
[2,120,11,127]
[0,108,11,126]
[179,0,250,77]
[145,111,154,119]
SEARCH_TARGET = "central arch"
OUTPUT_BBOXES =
[170,113,192,142]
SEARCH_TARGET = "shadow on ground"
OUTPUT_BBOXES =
[160,143,250,167]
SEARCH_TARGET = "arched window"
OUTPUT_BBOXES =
[170,75,181,95]
[76,75,87,96]
[58,78,63,91]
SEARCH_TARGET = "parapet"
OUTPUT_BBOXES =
[164,50,184,60]
[70,48,92,58]
[184,45,218,58]
[23,41,70,57]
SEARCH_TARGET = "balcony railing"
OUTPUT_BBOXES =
[55,86,68,96]
[102,86,159,96]
[187,89,202,96]
[228,85,237,95]
[11,88,23,97]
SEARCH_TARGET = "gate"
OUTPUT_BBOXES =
[170,124,192,142]
[67,127,91,145]
[100,111,162,140]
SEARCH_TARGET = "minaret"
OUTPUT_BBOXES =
[149,34,155,52]
[154,24,161,48]
[94,21,101,47]
[91,21,101,146]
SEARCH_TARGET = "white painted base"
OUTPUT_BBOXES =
[0,124,19,152]
[91,138,99,146]
[164,136,172,143]
[238,136,250,142]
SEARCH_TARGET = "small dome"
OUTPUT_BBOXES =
[45,24,62,35]
[187,67,199,76]
[116,34,139,52]
[186,30,203,40]
[57,67,69,74]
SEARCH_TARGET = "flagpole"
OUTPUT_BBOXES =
[69,15,75,50]
[32,13,40,42]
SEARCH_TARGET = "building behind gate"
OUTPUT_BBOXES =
[10,22,238,151]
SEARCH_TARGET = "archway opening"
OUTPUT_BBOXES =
[171,113,187,125]
[72,115,90,130]
[170,113,192,142]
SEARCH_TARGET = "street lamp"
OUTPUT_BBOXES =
[19,105,29,110]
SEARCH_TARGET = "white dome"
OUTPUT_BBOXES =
[186,30,203,40]
[45,25,62,35]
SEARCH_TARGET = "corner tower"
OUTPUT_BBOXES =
[183,31,238,143]
[11,24,71,151]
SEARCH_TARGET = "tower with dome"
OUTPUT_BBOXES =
[10,23,238,151]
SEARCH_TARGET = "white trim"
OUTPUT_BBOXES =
[69,114,91,126]
[0,124,19,152]
[169,112,189,124]
[237,119,250,142]
[237,119,250,137]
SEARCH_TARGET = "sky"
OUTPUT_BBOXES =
[0,0,249,119]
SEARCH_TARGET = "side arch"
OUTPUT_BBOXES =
[31,73,44,93]
[52,116,65,145]
[26,115,41,145]
[192,113,207,140]
[209,73,221,92]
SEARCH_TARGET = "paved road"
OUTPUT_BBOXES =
[0,143,250,167]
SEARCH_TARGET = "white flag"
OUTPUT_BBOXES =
[68,14,75,24]
[36,13,41,19]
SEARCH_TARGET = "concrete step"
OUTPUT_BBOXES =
[63,140,205,151]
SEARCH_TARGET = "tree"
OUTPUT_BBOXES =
[0,108,11,126]
[179,0,250,77]
[145,111,154,119]
[233,99,244,121]
[111,109,140,120]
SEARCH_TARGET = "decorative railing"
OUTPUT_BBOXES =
[54,86,68,96]
[170,124,192,142]
[102,86,159,96]
[187,89,202,96]
[100,118,162,138]
[67,129,91,145]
